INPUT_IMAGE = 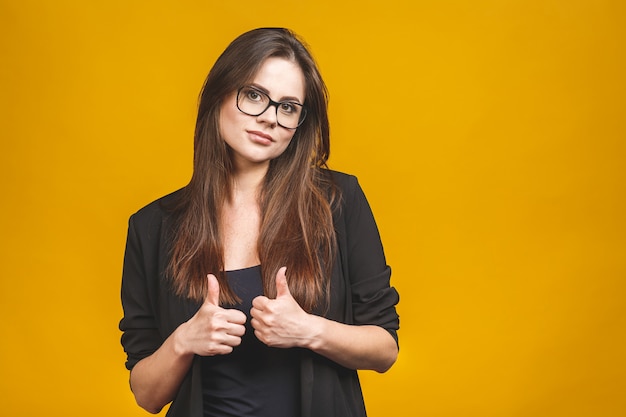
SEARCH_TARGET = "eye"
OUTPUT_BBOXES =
[279,102,298,114]
[245,88,263,102]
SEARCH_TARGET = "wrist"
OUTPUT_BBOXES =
[303,314,325,351]
[171,322,192,358]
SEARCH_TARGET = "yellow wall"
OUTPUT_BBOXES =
[1,1,624,416]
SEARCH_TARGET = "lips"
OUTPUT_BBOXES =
[247,130,274,143]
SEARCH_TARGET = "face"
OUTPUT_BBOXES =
[219,57,306,171]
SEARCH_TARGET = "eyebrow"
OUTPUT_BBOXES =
[248,83,303,104]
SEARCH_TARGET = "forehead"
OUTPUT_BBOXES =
[250,57,306,102]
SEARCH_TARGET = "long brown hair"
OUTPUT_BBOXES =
[167,28,338,312]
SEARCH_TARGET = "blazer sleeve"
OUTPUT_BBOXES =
[118,214,163,371]
[340,174,400,345]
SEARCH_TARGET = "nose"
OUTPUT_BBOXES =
[256,103,278,127]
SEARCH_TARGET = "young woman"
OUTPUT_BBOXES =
[119,27,400,417]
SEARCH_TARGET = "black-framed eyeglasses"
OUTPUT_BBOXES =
[236,86,307,130]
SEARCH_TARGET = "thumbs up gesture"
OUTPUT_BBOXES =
[250,267,314,348]
[178,274,247,356]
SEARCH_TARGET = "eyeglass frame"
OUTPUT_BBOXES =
[235,86,308,130]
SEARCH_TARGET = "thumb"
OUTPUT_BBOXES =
[205,274,220,306]
[275,266,290,298]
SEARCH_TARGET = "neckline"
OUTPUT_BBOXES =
[225,264,261,273]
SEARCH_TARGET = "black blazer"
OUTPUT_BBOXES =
[119,170,400,417]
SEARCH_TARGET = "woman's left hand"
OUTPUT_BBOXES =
[251,267,398,372]
[250,266,316,348]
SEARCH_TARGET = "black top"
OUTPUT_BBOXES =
[119,170,400,417]
[201,265,300,417]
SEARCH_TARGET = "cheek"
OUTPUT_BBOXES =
[219,96,241,130]
[275,134,296,156]
[274,132,298,158]
[279,130,296,145]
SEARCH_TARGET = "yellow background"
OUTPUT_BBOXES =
[1,0,624,416]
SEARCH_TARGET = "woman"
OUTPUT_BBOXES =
[119,27,400,417]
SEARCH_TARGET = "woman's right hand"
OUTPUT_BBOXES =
[175,274,247,356]
[129,274,245,413]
